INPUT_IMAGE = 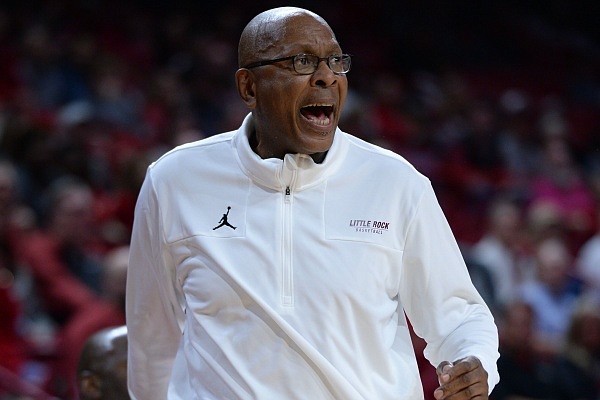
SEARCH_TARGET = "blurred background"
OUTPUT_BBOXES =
[0,0,598,399]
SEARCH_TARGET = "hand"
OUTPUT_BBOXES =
[434,356,489,399]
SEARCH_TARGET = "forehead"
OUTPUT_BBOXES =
[258,14,340,54]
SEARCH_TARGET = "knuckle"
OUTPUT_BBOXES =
[461,374,472,385]
[463,386,473,398]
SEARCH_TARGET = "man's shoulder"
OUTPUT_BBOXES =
[342,132,428,182]
[161,131,235,160]
[141,131,239,189]
[149,131,236,170]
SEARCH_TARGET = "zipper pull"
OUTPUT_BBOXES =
[285,186,291,196]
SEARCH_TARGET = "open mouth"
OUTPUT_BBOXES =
[300,103,334,127]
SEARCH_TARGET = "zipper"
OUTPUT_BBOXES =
[282,185,293,307]
[280,155,297,308]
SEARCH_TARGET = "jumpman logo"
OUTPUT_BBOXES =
[213,206,237,230]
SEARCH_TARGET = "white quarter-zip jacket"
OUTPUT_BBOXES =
[126,114,500,400]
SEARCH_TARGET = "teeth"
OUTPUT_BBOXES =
[301,103,333,126]
[306,115,330,125]
[303,103,333,108]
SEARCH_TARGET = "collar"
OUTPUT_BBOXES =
[234,113,348,192]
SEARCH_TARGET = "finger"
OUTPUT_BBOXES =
[435,380,488,400]
[434,365,488,398]
[448,356,481,376]
[437,358,482,389]
[436,361,454,385]
[436,361,453,375]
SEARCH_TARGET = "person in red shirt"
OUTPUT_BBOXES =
[17,177,124,399]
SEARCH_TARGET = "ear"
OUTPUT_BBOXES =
[79,371,102,399]
[235,69,257,109]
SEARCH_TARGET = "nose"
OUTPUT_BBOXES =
[311,59,337,87]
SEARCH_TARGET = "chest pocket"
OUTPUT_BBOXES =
[161,187,248,243]
[323,183,403,251]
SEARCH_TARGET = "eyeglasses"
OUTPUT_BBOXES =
[243,53,352,75]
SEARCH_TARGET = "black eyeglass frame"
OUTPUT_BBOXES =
[242,53,352,75]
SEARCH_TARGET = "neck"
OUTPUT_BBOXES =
[309,151,327,163]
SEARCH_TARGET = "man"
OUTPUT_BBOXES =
[127,7,499,399]
[78,325,129,400]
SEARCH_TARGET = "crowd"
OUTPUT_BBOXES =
[0,1,598,399]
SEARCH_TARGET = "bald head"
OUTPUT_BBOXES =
[78,326,129,400]
[238,7,333,68]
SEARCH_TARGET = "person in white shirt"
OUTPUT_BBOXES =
[471,197,534,309]
[126,7,499,400]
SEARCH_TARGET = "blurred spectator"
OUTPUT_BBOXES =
[370,73,413,150]
[0,160,52,397]
[0,116,65,217]
[77,325,129,400]
[460,243,498,315]
[471,197,534,310]
[529,135,596,251]
[101,246,129,311]
[518,237,583,356]
[548,294,600,399]
[496,89,539,202]
[576,210,600,290]
[0,160,36,238]
[15,177,123,398]
[433,82,510,242]
[22,177,104,291]
[91,54,144,132]
[491,301,555,399]
[526,200,567,246]
[17,22,90,111]
[445,99,506,200]
[56,245,128,400]
[0,229,30,395]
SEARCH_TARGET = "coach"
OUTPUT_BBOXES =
[126,7,499,399]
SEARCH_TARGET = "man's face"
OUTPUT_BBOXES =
[247,14,348,158]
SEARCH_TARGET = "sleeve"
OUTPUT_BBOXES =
[399,183,500,393]
[126,169,186,400]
